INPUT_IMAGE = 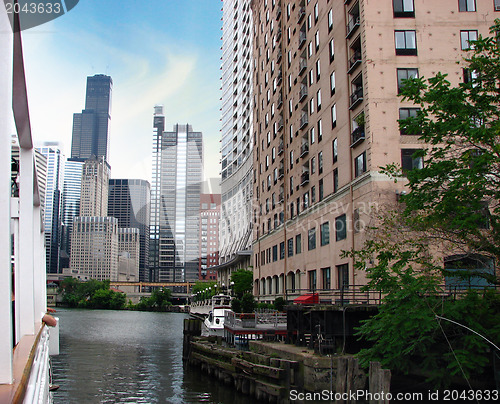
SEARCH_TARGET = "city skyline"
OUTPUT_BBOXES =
[21,0,222,182]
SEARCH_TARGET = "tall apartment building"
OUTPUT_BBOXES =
[37,143,65,274]
[71,74,113,162]
[251,0,495,301]
[117,228,140,281]
[199,193,221,280]
[218,0,255,284]
[149,116,204,282]
[108,179,151,282]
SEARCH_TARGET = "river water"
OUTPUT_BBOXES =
[51,308,254,404]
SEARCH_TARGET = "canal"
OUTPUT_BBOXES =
[51,308,254,403]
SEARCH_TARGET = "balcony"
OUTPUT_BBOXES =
[278,140,284,155]
[350,126,365,147]
[276,70,282,85]
[277,50,282,62]
[300,112,309,129]
[276,29,282,42]
[346,15,360,39]
[349,87,363,110]
[347,50,362,74]
[298,31,306,49]
[299,59,307,76]
[300,172,310,186]
[299,84,308,102]
[277,92,283,108]
[279,167,285,179]
[298,7,305,23]
[277,6,281,20]
[277,116,284,131]
[300,142,309,157]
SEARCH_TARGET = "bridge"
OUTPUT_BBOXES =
[109,281,196,304]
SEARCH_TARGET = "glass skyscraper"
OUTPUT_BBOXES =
[150,110,203,283]
[37,143,64,274]
[71,74,113,162]
[108,179,151,282]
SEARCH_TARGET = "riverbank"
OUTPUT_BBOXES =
[184,333,391,404]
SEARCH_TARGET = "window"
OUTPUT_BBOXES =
[287,238,294,257]
[290,176,294,195]
[315,30,320,50]
[330,71,336,95]
[444,254,495,289]
[290,151,294,169]
[308,41,313,57]
[329,38,335,62]
[322,267,331,290]
[320,222,330,246]
[395,30,417,55]
[399,108,420,135]
[311,186,316,203]
[460,30,478,50]
[496,0,500,11]
[280,241,285,260]
[308,227,316,250]
[314,3,319,22]
[463,68,478,84]
[397,68,419,93]
[401,149,423,171]
[309,98,315,114]
[272,245,278,262]
[316,59,321,80]
[355,151,367,177]
[459,0,476,12]
[318,151,323,174]
[310,127,315,144]
[335,214,347,241]
[337,264,349,289]
[332,138,338,163]
[295,234,302,254]
[319,178,324,201]
[393,0,415,17]
[331,104,337,128]
[318,119,323,142]
[309,69,314,85]
[328,9,333,30]
[308,270,317,292]
[310,157,316,174]
[303,192,309,209]
[317,89,322,110]
[333,168,339,192]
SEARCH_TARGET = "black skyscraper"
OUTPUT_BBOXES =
[71,74,112,161]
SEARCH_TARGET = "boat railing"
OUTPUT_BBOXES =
[225,310,286,329]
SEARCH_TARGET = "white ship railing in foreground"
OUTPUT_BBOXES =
[0,5,58,403]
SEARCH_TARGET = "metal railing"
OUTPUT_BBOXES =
[285,286,383,306]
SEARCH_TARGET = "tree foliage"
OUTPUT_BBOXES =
[344,21,500,388]
[230,269,253,298]
[59,278,126,310]
[134,288,172,311]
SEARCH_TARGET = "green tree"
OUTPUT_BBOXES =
[240,293,256,313]
[230,269,253,298]
[345,21,500,388]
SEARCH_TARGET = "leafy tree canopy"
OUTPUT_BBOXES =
[230,269,253,298]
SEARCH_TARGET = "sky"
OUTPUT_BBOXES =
[21,0,223,182]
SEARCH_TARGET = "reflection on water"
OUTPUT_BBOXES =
[51,309,254,404]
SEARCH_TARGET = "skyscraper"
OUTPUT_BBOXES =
[218,0,254,283]
[60,157,85,270]
[199,192,221,280]
[250,0,496,302]
[150,114,203,283]
[79,156,110,217]
[108,179,151,282]
[71,74,113,162]
[37,143,64,274]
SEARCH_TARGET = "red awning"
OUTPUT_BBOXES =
[294,293,319,304]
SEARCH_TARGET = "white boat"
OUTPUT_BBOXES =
[0,8,59,403]
[202,307,233,337]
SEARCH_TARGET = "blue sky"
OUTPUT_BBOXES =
[22,0,222,181]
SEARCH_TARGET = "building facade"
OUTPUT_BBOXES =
[37,143,65,274]
[70,216,119,281]
[117,228,141,281]
[250,0,495,302]
[60,157,85,270]
[71,74,113,162]
[218,0,255,284]
[108,179,151,281]
[150,116,204,283]
[199,193,221,280]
